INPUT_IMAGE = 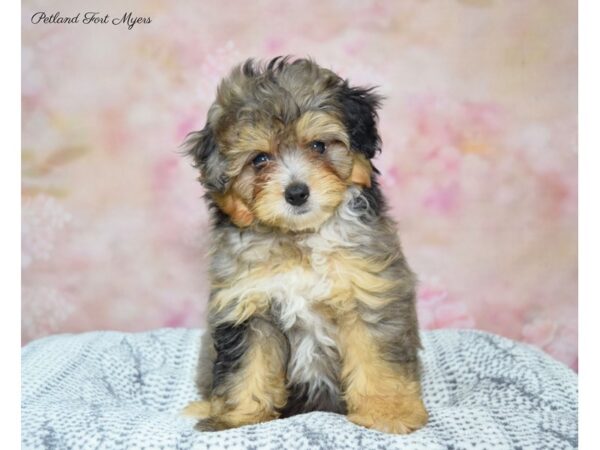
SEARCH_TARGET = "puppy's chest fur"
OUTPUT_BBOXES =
[217,227,348,381]
[211,220,379,409]
[264,237,343,402]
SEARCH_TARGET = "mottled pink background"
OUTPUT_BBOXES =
[22,0,577,370]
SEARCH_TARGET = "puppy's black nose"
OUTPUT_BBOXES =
[285,182,310,206]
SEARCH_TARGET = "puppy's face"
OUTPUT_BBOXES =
[217,111,372,231]
[187,58,381,232]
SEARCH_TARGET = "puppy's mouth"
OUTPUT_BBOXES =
[290,205,311,215]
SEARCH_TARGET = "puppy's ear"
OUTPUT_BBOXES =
[337,84,382,159]
[184,125,229,192]
[186,125,215,168]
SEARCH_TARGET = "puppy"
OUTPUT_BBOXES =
[183,57,428,434]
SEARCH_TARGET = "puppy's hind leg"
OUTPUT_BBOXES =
[191,318,289,431]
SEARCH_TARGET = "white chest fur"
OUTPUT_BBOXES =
[267,267,339,385]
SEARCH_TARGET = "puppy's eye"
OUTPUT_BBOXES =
[310,141,327,154]
[252,153,272,168]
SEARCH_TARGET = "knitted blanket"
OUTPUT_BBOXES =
[21,328,578,449]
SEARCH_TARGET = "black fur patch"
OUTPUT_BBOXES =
[337,83,382,159]
[348,177,386,222]
[207,198,235,228]
[185,126,217,169]
[361,177,386,218]
[211,322,248,390]
[279,382,346,418]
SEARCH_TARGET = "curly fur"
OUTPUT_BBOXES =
[182,56,428,434]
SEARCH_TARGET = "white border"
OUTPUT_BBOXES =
[580,0,596,447]
[1,0,22,448]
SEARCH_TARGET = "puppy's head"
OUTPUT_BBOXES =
[186,57,382,232]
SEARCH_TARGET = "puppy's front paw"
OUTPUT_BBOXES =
[194,412,278,432]
[183,399,280,431]
[194,417,231,432]
[182,400,211,419]
[347,395,428,434]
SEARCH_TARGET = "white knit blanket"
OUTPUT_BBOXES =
[21,328,578,449]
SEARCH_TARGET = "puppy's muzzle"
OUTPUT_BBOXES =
[285,182,310,206]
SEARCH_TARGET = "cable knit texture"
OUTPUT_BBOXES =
[22,328,577,449]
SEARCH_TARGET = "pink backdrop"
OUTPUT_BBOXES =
[22,0,577,370]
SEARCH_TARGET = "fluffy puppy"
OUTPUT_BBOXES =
[183,57,428,434]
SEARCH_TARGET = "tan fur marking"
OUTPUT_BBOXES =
[216,291,270,325]
[295,111,349,147]
[214,192,255,227]
[224,124,275,158]
[325,251,403,311]
[210,259,311,319]
[338,316,428,434]
[349,154,372,188]
[181,400,211,418]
